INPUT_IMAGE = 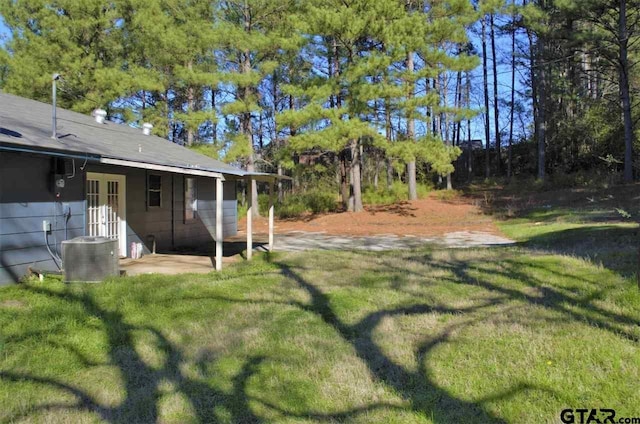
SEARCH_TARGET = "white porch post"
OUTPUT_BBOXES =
[268,179,275,251]
[215,177,223,271]
[246,178,254,260]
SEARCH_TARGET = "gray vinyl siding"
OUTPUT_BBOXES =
[0,152,238,284]
[0,151,85,285]
[172,175,237,248]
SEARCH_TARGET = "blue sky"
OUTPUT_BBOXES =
[0,16,9,47]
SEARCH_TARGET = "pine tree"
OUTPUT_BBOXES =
[0,0,129,112]
[279,0,404,212]
[216,0,301,216]
[121,0,219,139]
[582,0,639,183]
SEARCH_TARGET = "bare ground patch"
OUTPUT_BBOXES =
[242,194,502,238]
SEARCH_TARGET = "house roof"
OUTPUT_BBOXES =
[0,91,267,180]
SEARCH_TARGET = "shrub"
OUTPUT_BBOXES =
[432,189,463,201]
[304,190,338,214]
[277,201,307,219]
[238,202,248,219]
[258,193,270,216]
[416,183,432,199]
[260,189,339,219]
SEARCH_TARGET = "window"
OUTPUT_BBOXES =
[185,177,197,221]
[147,174,162,208]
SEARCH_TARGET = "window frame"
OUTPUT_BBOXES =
[147,174,162,209]
[184,177,197,222]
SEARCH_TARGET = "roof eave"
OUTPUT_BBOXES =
[99,158,226,180]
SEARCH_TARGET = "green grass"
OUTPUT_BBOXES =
[1,244,638,423]
[498,203,639,278]
[1,184,639,423]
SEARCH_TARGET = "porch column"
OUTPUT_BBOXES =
[268,179,275,251]
[246,177,254,260]
[215,177,223,271]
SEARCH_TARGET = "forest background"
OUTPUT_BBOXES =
[1,0,638,217]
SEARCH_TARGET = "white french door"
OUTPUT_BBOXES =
[86,172,127,256]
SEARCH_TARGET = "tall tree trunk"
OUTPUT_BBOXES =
[525,0,541,181]
[374,152,380,190]
[466,72,473,181]
[165,90,173,141]
[508,10,516,181]
[407,51,418,200]
[241,4,259,217]
[490,13,502,175]
[443,72,452,190]
[437,73,444,189]
[186,60,195,146]
[277,163,283,203]
[258,113,264,150]
[340,151,349,210]
[620,0,634,183]
[537,31,547,182]
[285,91,297,202]
[350,140,363,212]
[332,37,351,207]
[587,52,599,99]
[481,14,491,178]
[272,72,284,203]
[433,78,440,138]
[407,162,417,196]
[385,96,394,190]
[455,69,463,147]
[211,87,218,144]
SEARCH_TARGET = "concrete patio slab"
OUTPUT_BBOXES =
[120,231,515,276]
[258,230,515,252]
[120,254,223,276]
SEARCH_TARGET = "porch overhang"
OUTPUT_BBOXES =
[98,158,225,180]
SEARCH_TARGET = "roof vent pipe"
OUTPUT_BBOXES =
[93,109,107,124]
[142,123,153,136]
[51,73,61,140]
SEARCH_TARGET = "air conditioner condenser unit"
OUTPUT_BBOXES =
[62,236,119,282]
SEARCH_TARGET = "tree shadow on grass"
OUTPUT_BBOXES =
[267,258,555,423]
[517,225,639,278]
[2,258,562,423]
[376,250,639,343]
[3,278,514,423]
[10,244,627,422]
[0,284,264,423]
[462,183,640,220]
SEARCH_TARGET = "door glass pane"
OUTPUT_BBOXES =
[86,175,125,256]
[87,179,100,237]
[106,180,120,240]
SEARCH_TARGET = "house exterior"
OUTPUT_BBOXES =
[0,92,273,285]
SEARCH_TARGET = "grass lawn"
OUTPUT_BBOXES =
[1,188,639,423]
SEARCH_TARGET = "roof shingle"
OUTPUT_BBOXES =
[0,91,248,177]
